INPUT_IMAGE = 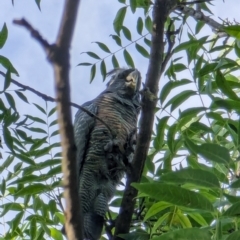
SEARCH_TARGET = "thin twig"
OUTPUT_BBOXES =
[177,5,226,35]
[13,18,51,51]
[0,70,114,138]
[161,20,179,73]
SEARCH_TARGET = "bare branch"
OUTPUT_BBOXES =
[161,20,179,73]
[113,0,178,238]
[0,71,114,143]
[177,5,226,33]
[13,0,83,239]
[13,18,51,51]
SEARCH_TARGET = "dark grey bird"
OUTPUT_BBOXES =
[74,68,141,240]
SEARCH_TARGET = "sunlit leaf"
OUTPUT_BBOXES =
[15,184,50,196]
[161,168,220,188]
[132,183,214,212]
[185,139,231,165]
[224,25,240,39]
[152,228,211,240]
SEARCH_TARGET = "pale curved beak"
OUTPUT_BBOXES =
[126,69,139,90]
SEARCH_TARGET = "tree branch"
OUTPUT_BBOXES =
[0,71,115,139]
[177,4,226,34]
[13,0,83,239]
[113,0,178,238]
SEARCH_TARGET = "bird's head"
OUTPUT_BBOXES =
[106,68,141,96]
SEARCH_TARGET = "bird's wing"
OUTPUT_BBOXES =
[74,101,98,173]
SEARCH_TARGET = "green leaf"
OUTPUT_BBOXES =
[112,55,119,68]
[234,40,240,58]
[35,0,41,10]
[153,116,169,151]
[173,63,187,72]
[230,179,240,188]
[185,139,230,165]
[174,40,199,53]
[161,168,220,188]
[26,115,46,124]
[195,21,205,35]
[15,184,50,196]
[176,211,192,228]
[110,34,122,46]
[15,91,29,103]
[0,55,18,75]
[118,231,149,240]
[123,49,135,68]
[11,211,24,233]
[129,0,137,13]
[33,103,46,114]
[26,127,47,134]
[145,16,152,33]
[0,203,23,217]
[113,7,127,35]
[0,23,8,48]
[100,60,107,81]
[48,107,56,117]
[5,92,16,111]
[2,69,11,91]
[215,70,239,100]
[30,218,37,239]
[14,153,35,165]
[137,17,143,35]
[212,99,240,112]
[167,123,178,153]
[226,230,240,240]
[188,212,208,226]
[198,63,217,76]
[180,107,207,118]
[144,201,172,221]
[163,90,196,111]
[49,119,58,127]
[94,42,111,53]
[152,228,211,240]
[144,37,151,47]
[51,129,59,137]
[159,79,192,104]
[135,43,149,58]
[3,125,14,151]
[132,183,214,212]
[90,64,96,83]
[85,51,101,60]
[224,25,240,39]
[1,178,6,195]
[122,26,132,41]
[223,201,240,217]
[77,62,92,66]
[50,228,63,240]
[224,193,240,204]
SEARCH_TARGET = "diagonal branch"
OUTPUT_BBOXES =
[113,0,178,239]
[13,0,83,239]
[177,5,225,33]
[0,71,115,139]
